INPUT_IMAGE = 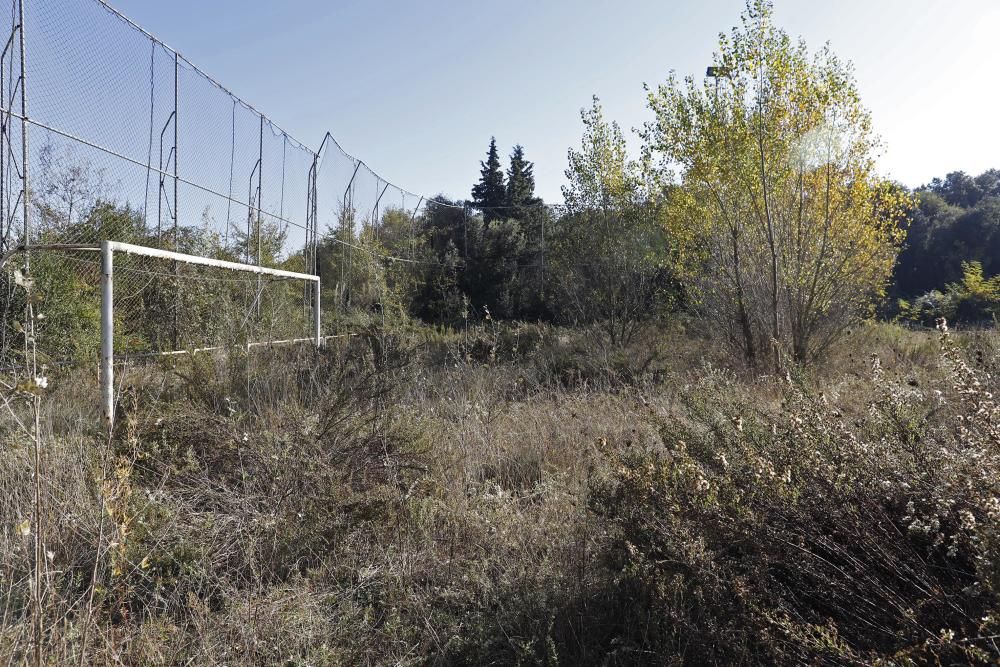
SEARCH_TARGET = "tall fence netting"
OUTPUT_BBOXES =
[1,0,321,369]
[0,0,468,374]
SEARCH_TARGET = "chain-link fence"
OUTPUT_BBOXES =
[0,0,324,370]
[0,0,447,373]
[21,0,317,258]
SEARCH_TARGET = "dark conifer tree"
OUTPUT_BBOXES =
[471,137,506,222]
[505,144,539,215]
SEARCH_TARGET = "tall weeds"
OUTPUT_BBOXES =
[2,322,1000,664]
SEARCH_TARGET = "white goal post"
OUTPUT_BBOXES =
[100,240,321,427]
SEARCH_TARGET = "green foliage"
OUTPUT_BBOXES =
[4,196,306,367]
[645,0,911,365]
[393,195,552,325]
[22,201,152,362]
[944,261,1000,323]
[29,248,102,361]
[226,214,288,267]
[894,175,1000,302]
[552,96,675,346]
[929,169,1000,208]
[899,261,1000,326]
[403,197,471,324]
[505,144,540,216]
[472,217,528,317]
[562,96,641,214]
[316,204,413,326]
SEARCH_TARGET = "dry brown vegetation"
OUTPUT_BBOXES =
[3,320,1000,664]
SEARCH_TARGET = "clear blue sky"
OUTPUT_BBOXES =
[112,0,1000,204]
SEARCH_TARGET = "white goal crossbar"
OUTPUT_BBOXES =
[100,240,321,427]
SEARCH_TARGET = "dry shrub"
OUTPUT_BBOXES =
[586,327,1000,664]
[6,322,1000,665]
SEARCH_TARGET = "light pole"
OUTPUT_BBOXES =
[706,65,731,97]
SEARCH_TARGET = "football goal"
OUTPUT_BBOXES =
[96,240,321,425]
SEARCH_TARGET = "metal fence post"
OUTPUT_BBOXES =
[304,155,317,315]
[313,280,321,348]
[18,0,28,266]
[101,241,114,428]
[173,51,179,240]
[172,51,179,349]
[310,154,319,275]
[257,115,263,266]
[255,116,263,318]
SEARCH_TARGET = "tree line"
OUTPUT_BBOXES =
[315,113,674,349]
[320,0,1000,366]
[322,0,914,369]
[11,0,1000,372]
[894,170,1000,325]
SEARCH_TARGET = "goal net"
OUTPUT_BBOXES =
[2,240,319,424]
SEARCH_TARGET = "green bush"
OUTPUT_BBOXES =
[899,261,1000,326]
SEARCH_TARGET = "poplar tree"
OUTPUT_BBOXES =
[552,97,672,346]
[644,0,911,365]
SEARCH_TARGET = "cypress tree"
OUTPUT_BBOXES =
[505,144,539,215]
[471,137,506,222]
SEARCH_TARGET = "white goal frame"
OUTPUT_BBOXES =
[100,240,320,427]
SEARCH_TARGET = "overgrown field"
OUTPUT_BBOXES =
[4,321,1000,665]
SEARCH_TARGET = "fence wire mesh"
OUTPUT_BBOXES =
[0,0,326,369]
[23,0,317,256]
[0,0,547,375]
[32,248,312,364]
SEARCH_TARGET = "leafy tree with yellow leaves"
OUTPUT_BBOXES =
[642,0,911,366]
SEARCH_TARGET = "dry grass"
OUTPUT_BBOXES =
[2,321,1000,664]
